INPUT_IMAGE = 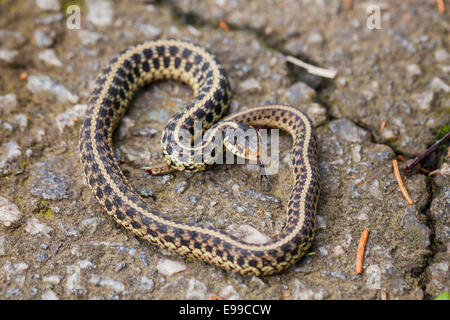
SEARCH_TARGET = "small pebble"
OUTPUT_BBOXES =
[239,78,261,93]
[186,194,199,204]
[2,260,29,286]
[27,75,79,104]
[80,217,101,235]
[55,104,87,132]
[38,49,62,67]
[77,30,105,46]
[43,275,62,284]
[89,275,125,293]
[35,13,64,24]
[0,48,19,64]
[175,181,188,194]
[34,30,54,48]
[430,77,450,93]
[0,30,26,48]
[351,145,361,163]
[35,0,61,11]
[185,278,208,300]
[0,196,23,227]
[293,280,328,300]
[237,225,270,245]
[305,103,327,126]
[30,158,75,200]
[413,91,434,112]
[66,266,86,296]
[329,119,370,143]
[37,253,50,262]
[24,217,53,238]
[0,141,21,172]
[12,114,28,131]
[137,188,155,198]
[156,258,186,276]
[307,31,324,45]
[220,285,240,300]
[87,0,114,27]
[77,260,95,270]
[146,109,169,123]
[240,189,280,204]
[0,94,18,115]
[281,81,316,105]
[333,245,345,257]
[4,288,23,299]
[187,25,201,37]
[381,128,397,141]
[138,276,154,292]
[0,235,5,255]
[434,49,450,63]
[41,290,59,300]
[406,64,422,76]
[114,262,126,272]
[137,24,161,39]
[130,127,158,137]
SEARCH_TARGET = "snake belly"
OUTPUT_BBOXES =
[79,39,320,276]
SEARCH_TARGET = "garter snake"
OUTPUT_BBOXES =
[79,39,320,276]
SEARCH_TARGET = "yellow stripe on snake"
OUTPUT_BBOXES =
[79,39,320,276]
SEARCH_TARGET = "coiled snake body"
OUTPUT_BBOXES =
[79,40,320,275]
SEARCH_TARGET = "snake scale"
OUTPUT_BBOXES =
[79,39,320,276]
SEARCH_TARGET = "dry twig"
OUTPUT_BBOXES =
[218,19,230,31]
[356,228,370,274]
[393,160,413,205]
[437,0,445,13]
[286,55,337,79]
[381,288,387,300]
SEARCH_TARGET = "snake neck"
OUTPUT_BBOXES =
[160,117,240,172]
[159,88,231,171]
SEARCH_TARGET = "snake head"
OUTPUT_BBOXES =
[223,122,261,162]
